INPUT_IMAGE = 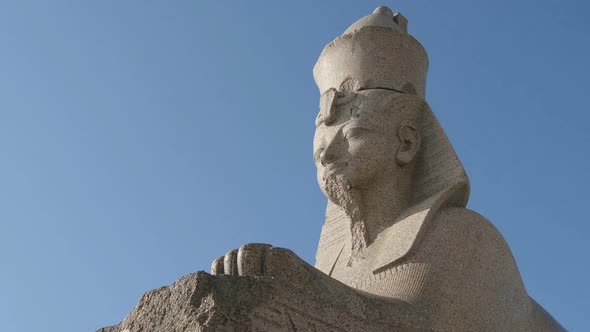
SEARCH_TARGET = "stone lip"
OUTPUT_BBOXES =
[99,270,430,332]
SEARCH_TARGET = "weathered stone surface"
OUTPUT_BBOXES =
[99,270,430,331]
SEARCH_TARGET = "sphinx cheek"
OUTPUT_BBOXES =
[355,140,395,186]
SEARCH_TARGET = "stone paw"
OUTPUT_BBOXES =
[210,243,303,278]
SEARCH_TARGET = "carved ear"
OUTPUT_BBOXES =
[396,122,421,166]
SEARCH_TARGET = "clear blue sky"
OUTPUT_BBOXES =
[1,1,588,331]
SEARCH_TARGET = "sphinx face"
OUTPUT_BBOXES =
[313,94,399,200]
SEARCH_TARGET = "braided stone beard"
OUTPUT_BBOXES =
[323,173,368,266]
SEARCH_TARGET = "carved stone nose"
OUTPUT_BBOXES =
[319,133,343,166]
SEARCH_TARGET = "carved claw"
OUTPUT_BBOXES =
[211,256,224,275]
[223,249,239,276]
[238,243,272,276]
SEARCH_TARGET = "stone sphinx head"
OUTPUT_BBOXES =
[313,6,470,269]
[314,89,421,210]
[314,89,426,259]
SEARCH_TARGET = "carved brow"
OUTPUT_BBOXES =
[316,91,358,127]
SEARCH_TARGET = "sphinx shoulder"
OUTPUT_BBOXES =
[430,207,506,242]
[419,206,516,264]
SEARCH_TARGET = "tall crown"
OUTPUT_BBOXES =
[313,6,429,97]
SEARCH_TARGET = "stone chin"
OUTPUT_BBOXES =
[318,167,354,199]
[321,173,363,222]
[321,173,349,204]
[317,163,374,200]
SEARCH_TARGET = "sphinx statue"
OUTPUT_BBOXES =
[100,6,565,332]
[208,6,564,331]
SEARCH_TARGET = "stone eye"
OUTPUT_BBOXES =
[344,127,366,140]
